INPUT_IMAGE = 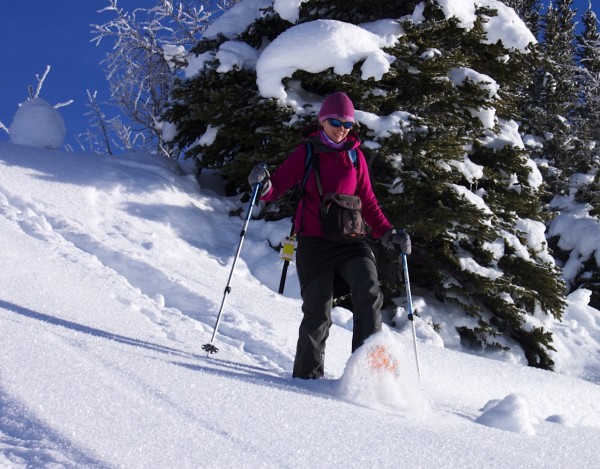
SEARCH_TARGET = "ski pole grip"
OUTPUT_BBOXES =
[252,163,268,200]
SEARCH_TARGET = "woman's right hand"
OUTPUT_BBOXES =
[248,163,269,185]
[248,163,272,194]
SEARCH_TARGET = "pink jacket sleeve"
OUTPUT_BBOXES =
[261,144,306,202]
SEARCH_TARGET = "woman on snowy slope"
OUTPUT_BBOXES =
[248,92,411,379]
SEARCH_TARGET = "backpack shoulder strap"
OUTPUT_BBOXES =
[301,142,314,189]
[301,143,358,195]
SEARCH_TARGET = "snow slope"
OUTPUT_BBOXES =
[1,142,600,468]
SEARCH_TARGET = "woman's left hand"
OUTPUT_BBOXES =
[382,228,411,254]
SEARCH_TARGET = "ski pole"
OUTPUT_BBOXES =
[202,174,264,354]
[401,253,421,380]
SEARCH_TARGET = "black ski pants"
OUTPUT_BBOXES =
[293,237,383,379]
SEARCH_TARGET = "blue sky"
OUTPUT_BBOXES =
[0,1,140,149]
[0,0,594,151]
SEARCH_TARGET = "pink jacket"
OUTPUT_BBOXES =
[262,130,393,239]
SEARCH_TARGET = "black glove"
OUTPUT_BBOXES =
[248,163,271,195]
[382,228,411,254]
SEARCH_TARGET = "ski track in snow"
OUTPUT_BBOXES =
[0,156,297,377]
[0,389,107,468]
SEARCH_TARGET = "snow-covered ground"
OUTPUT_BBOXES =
[1,141,600,468]
[3,0,599,465]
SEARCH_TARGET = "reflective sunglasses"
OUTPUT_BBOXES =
[328,118,353,129]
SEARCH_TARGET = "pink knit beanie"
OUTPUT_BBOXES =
[318,92,355,123]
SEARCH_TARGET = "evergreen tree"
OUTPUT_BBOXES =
[504,0,543,38]
[527,0,582,190]
[552,3,600,309]
[165,0,566,368]
[576,3,600,149]
[578,2,600,74]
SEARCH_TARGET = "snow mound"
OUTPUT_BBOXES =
[338,330,429,416]
[9,98,66,149]
[476,393,536,435]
